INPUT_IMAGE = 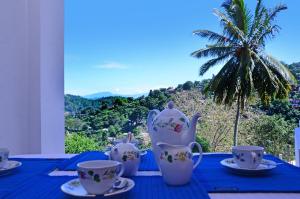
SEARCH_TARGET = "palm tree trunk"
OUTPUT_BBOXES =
[233,94,240,146]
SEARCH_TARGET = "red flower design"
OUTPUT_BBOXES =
[174,124,182,133]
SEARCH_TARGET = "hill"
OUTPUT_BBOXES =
[65,78,297,160]
[84,92,147,99]
[287,62,300,82]
[65,94,101,114]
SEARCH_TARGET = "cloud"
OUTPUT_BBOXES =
[94,62,128,69]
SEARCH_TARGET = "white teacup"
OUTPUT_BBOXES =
[77,160,124,195]
[0,148,9,168]
[232,146,264,169]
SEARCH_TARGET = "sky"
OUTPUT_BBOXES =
[65,0,300,96]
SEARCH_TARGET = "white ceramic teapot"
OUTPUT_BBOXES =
[147,101,200,164]
[157,142,202,185]
[110,133,140,176]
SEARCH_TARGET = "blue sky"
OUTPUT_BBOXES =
[65,0,300,96]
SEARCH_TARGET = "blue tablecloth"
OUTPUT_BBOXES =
[0,158,66,197]
[2,152,300,199]
[2,176,210,199]
[57,151,109,170]
[57,150,159,171]
[195,154,300,193]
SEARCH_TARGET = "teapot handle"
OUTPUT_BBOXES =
[188,142,203,169]
[147,110,160,131]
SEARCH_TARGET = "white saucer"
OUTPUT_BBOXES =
[220,158,277,175]
[61,177,135,197]
[0,161,22,176]
[104,150,147,157]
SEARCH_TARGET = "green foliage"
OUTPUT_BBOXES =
[65,94,100,114]
[196,135,210,152]
[65,89,171,151]
[65,132,100,153]
[241,115,295,161]
[266,100,300,123]
[287,62,300,83]
[182,81,194,90]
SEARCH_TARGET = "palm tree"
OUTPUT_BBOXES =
[191,0,296,146]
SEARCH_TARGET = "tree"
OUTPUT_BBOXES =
[182,81,194,90]
[241,115,295,161]
[191,0,295,146]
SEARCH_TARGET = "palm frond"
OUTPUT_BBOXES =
[191,46,235,59]
[213,9,246,43]
[192,30,235,45]
[255,25,281,47]
[262,55,297,84]
[199,52,233,76]
[206,57,240,105]
[268,4,287,22]
[230,0,252,34]
[250,3,287,48]
[251,52,285,105]
[249,0,266,37]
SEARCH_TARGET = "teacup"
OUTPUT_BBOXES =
[232,146,264,169]
[0,148,9,168]
[77,160,124,195]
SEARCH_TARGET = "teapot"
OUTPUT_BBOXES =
[157,142,202,185]
[147,101,201,163]
[110,133,140,176]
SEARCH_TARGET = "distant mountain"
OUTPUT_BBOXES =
[65,94,101,113]
[84,92,115,99]
[84,92,148,99]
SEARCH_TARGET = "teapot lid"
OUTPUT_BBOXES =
[158,101,188,120]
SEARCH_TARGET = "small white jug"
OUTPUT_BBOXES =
[157,142,202,185]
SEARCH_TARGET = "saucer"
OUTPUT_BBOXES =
[104,150,147,157]
[0,161,22,176]
[220,158,277,175]
[61,177,135,197]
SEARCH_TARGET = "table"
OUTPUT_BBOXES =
[10,153,300,199]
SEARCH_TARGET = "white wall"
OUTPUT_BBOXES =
[0,0,64,155]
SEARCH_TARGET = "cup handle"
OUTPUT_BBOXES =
[251,152,257,162]
[116,162,124,177]
[188,142,203,169]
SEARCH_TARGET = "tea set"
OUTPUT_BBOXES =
[221,145,277,175]
[0,148,22,176]
[1,101,279,197]
[61,101,279,197]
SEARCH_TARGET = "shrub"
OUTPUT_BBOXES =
[65,132,100,153]
[196,135,210,152]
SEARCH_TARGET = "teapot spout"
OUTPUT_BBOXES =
[188,113,201,142]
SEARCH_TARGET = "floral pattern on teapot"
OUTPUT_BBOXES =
[122,151,140,161]
[153,117,190,134]
[160,150,192,163]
